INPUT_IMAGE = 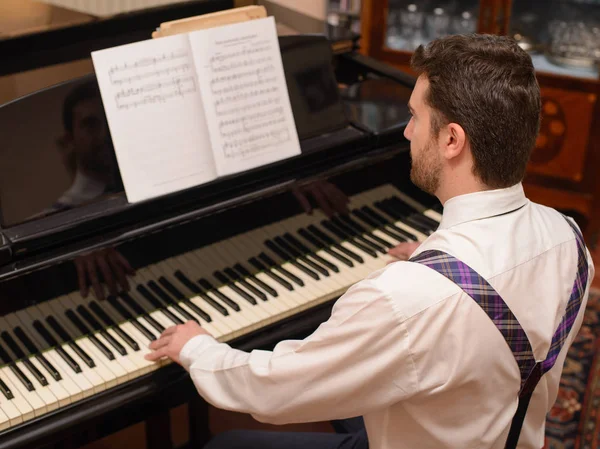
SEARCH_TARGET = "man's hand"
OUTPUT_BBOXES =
[145,321,211,365]
[75,247,135,300]
[387,242,421,262]
[292,180,349,218]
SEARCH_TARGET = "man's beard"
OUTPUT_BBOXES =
[410,139,442,195]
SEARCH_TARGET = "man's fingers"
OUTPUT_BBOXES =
[85,258,105,301]
[322,182,350,215]
[114,250,136,275]
[309,185,334,218]
[96,254,118,297]
[145,347,167,362]
[158,325,179,339]
[292,188,312,215]
[108,252,130,293]
[75,258,89,298]
[148,335,171,351]
[388,242,421,261]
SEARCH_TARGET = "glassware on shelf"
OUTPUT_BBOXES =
[451,10,477,35]
[386,3,426,51]
[547,19,600,70]
[426,7,450,40]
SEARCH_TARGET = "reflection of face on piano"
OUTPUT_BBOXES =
[69,97,115,178]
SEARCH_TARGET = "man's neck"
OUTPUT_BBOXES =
[436,176,490,205]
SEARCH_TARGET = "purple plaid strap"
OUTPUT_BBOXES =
[409,217,588,393]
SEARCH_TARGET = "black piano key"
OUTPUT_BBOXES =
[121,293,166,333]
[234,264,278,297]
[0,344,34,391]
[265,240,320,280]
[361,206,417,241]
[46,316,96,368]
[66,310,115,361]
[0,377,13,400]
[198,278,241,312]
[14,327,61,381]
[389,196,440,227]
[1,331,48,387]
[373,202,420,241]
[107,295,157,342]
[123,290,169,331]
[305,225,363,264]
[159,276,213,322]
[258,253,304,287]
[248,257,294,291]
[214,270,257,305]
[297,228,353,267]
[33,320,82,373]
[224,267,268,301]
[338,215,395,249]
[174,271,230,316]
[147,281,199,323]
[283,233,340,273]
[77,305,127,356]
[137,285,184,325]
[274,236,329,277]
[89,301,140,351]
[331,216,386,254]
[352,209,407,243]
[321,220,378,258]
[383,198,432,235]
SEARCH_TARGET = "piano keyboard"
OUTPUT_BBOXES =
[0,184,441,431]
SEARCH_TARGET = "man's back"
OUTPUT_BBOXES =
[364,183,594,449]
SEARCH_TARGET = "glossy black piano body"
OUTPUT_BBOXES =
[0,33,439,449]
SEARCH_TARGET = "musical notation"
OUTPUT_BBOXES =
[115,76,197,110]
[205,39,291,160]
[106,49,197,110]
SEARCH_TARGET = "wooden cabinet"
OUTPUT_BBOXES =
[359,0,600,246]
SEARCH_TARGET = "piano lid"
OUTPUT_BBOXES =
[0,35,388,264]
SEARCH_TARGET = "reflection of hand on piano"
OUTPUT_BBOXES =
[146,321,211,366]
[75,248,136,300]
[292,180,350,218]
[387,241,421,262]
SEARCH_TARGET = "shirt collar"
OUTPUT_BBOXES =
[438,183,528,230]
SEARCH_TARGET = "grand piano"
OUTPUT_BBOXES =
[0,23,442,449]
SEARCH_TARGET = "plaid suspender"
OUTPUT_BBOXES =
[409,217,589,449]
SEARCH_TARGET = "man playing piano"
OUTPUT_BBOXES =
[146,34,595,449]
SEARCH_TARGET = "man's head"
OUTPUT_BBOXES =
[59,80,113,176]
[404,34,541,200]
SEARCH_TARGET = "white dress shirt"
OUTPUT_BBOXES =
[179,183,595,449]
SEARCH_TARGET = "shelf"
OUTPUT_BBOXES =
[531,53,599,81]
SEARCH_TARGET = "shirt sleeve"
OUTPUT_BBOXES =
[178,278,420,424]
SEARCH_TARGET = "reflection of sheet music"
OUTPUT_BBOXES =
[91,34,217,203]
[190,16,301,176]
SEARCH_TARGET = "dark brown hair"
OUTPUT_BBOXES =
[411,34,541,188]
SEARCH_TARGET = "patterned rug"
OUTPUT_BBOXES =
[545,289,600,449]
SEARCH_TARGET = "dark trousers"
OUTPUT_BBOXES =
[203,417,368,449]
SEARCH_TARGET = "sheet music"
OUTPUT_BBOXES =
[92,34,217,203]
[189,16,301,177]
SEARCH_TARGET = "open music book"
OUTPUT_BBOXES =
[91,16,301,203]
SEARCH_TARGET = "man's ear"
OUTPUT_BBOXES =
[442,123,467,160]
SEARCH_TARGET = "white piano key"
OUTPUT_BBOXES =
[0,391,22,427]
[11,310,93,399]
[0,372,31,423]
[0,405,9,431]
[1,366,45,418]
[39,300,115,390]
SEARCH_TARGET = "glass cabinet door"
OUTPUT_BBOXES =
[508,0,600,80]
[385,0,481,52]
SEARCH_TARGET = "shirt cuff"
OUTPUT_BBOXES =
[179,334,219,371]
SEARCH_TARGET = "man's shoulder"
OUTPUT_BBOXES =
[365,260,463,321]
